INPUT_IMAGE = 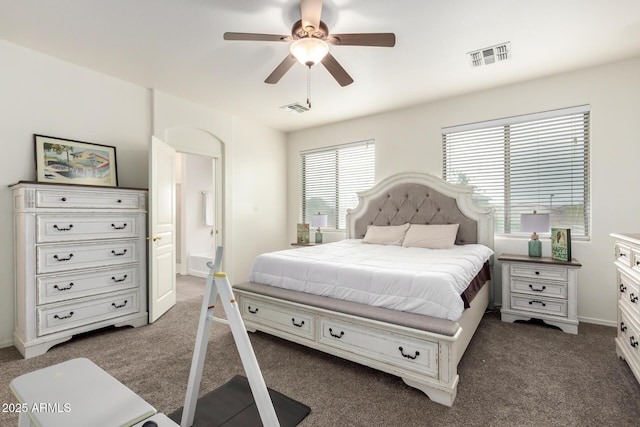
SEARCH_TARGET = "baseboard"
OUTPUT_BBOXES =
[578,316,616,327]
[0,338,15,349]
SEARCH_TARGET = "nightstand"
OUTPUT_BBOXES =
[499,254,582,334]
[290,242,321,247]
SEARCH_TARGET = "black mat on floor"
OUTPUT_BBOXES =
[169,375,311,426]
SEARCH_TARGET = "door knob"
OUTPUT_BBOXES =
[146,236,162,242]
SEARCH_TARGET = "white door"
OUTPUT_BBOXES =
[149,136,177,322]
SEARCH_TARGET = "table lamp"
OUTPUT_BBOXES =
[520,211,550,257]
[311,213,328,244]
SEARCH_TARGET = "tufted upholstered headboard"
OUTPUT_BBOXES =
[346,172,494,249]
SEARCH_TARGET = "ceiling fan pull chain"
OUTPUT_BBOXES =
[306,65,312,109]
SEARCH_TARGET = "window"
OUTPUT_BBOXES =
[442,105,590,238]
[301,140,375,230]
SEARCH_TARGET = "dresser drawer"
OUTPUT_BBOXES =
[37,266,139,304]
[617,304,640,366]
[240,297,314,340]
[632,248,640,275]
[37,290,139,336]
[318,317,439,378]
[615,242,632,268]
[511,277,567,299]
[510,294,568,317]
[36,214,141,243]
[35,189,141,209]
[37,240,139,274]
[618,271,640,317]
[510,264,568,282]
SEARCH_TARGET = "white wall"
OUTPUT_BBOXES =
[0,41,288,349]
[230,116,289,280]
[287,56,640,326]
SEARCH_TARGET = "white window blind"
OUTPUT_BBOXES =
[442,106,590,238]
[301,140,375,230]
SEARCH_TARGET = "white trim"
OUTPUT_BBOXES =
[577,316,616,328]
[0,338,14,349]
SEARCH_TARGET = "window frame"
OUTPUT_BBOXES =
[300,140,375,231]
[442,105,591,239]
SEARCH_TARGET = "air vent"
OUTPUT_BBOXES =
[279,102,310,114]
[469,42,511,67]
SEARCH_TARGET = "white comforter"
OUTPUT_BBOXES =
[250,239,493,321]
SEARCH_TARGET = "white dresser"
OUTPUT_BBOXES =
[11,182,148,358]
[611,233,640,383]
[499,254,582,334]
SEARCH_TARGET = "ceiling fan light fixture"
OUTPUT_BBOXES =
[290,37,329,66]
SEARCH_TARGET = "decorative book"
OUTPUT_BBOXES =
[296,223,310,244]
[551,227,571,261]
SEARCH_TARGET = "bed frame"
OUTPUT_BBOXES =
[233,172,494,406]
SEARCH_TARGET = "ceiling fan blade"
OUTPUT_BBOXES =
[300,0,323,33]
[224,32,290,42]
[265,54,297,84]
[321,53,354,87]
[328,33,396,47]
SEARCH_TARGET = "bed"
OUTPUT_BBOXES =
[233,172,494,406]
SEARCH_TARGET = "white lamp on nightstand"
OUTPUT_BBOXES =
[311,213,328,244]
[520,211,550,257]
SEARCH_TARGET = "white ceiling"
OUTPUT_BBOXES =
[1,0,639,132]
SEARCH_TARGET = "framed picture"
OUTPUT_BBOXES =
[34,134,118,187]
[551,227,572,262]
[296,223,310,244]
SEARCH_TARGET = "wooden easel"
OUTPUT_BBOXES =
[180,247,279,427]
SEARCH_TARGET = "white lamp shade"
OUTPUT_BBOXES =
[290,38,330,66]
[311,214,328,228]
[520,213,550,233]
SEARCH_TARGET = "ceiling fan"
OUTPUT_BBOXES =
[223,0,396,87]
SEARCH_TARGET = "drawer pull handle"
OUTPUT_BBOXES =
[528,300,547,307]
[247,306,259,314]
[621,253,627,257]
[53,254,74,262]
[328,328,344,338]
[534,271,540,275]
[291,318,305,328]
[631,337,639,348]
[53,224,74,231]
[620,284,627,293]
[111,223,127,230]
[117,199,122,203]
[398,346,420,360]
[54,311,74,320]
[636,261,640,266]
[111,249,128,256]
[53,283,74,291]
[528,284,546,292]
[631,293,639,304]
[112,300,128,309]
[621,322,628,332]
[111,275,128,283]
[61,197,67,202]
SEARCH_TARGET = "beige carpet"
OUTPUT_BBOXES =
[1,275,639,426]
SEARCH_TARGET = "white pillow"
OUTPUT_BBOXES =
[402,224,460,249]
[362,223,410,246]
